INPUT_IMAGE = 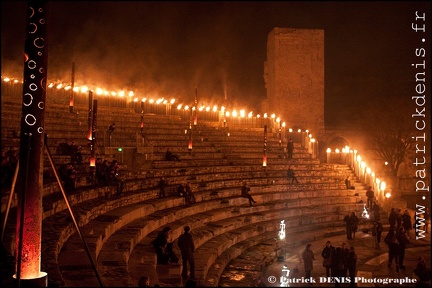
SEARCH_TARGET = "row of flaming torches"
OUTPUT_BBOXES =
[326,146,389,207]
[2,75,317,141]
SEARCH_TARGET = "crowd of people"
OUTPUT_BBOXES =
[95,158,125,195]
[57,139,83,164]
[177,182,196,205]
[318,241,358,287]
[151,225,196,283]
[343,211,359,240]
[4,132,430,287]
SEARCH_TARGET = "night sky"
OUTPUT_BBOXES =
[1,1,430,126]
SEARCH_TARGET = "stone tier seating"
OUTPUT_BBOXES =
[1,95,374,287]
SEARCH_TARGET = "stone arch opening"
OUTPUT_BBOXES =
[327,136,351,150]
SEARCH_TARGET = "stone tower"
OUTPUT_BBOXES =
[263,28,324,138]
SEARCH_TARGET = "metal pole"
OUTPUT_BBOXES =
[1,158,19,242]
[14,1,49,285]
[44,139,104,287]
[16,134,31,287]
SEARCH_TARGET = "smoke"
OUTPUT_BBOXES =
[41,2,267,107]
[3,2,428,124]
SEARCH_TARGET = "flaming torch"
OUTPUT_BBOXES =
[89,99,97,168]
[69,62,75,113]
[87,90,93,140]
[140,100,144,134]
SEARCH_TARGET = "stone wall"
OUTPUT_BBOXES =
[264,27,324,138]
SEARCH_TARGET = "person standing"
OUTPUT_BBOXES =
[372,219,383,249]
[388,208,397,230]
[158,177,167,198]
[366,186,374,210]
[107,122,116,146]
[384,228,400,271]
[396,209,403,230]
[287,138,294,160]
[396,226,410,270]
[372,201,380,221]
[331,247,344,288]
[347,246,357,288]
[349,212,359,239]
[344,212,352,240]
[345,177,351,189]
[340,242,349,277]
[302,243,315,279]
[178,226,195,280]
[402,210,412,237]
[321,240,334,277]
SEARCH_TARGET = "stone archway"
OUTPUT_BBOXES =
[327,135,351,150]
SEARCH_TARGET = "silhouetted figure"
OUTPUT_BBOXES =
[108,122,116,132]
[152,227,179,265]
[95,158,106,185]
[165,148,180,161]
[366,186,374,210]
[347,246,357,288]
[344,212,352,240]
[321,240,335,277]
[402,209,412,237]
[396,208,403,230]
[158,177,167,198]
[372,219,383,249]
[372,201,380,221]
[107,122,116,146]
[340,242,349,277]
[301,243,314,279]
[241,182,257,206]
[396,226,410,270]
[287,138,294,160]
[414,257,431,285]
[107,160,124,195]
[388,208,398,230]
[287,166,299,183]
[71,145,83,164]
[185,182,195,204]
[331,247,344,287]
[384,228,400,271]
[349,211,359,239]
[345,177,351,189]
[178,226,195,279]
[59,163,77,193]
[178,183,192,205]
